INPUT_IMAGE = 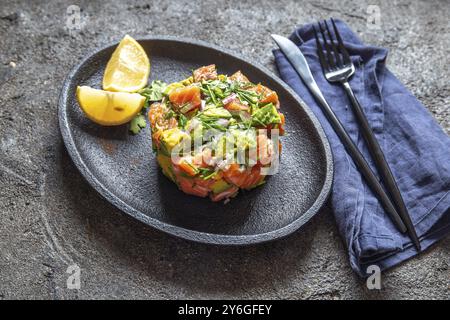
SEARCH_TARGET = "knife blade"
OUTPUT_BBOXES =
[271,34,326,103]
[271,34,407,233]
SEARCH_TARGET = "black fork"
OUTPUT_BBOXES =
[314,19,421,251]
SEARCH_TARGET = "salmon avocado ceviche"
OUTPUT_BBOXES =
[144,64,286,202]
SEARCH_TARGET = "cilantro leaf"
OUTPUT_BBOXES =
[129,114,147,135]
[139,80,168,104]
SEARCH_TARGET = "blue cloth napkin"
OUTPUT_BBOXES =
[273,19,450,277]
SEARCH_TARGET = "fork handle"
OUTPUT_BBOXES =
[341,81,421,250]
[305,82,406,233]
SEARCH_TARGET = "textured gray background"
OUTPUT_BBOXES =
[0,0,449,300]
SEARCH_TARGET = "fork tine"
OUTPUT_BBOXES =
[324,20,342,67]
[313,25,329,71]
[331,18,351,65]
[318,21,335,69]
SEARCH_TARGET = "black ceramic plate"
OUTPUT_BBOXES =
[58,36,333,245]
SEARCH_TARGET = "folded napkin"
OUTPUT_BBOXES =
[273,19,450,277]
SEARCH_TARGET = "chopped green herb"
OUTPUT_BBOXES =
[165,110,176,120]
[129,114,147,135]
[139,80,168,106]
[198,167,216,180]
[178,114,188,129]
[235,88,259,105]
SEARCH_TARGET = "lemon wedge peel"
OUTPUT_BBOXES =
[102,35,150,93]
[76,86,145,126]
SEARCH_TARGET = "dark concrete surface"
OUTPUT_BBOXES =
[0,0,449,299]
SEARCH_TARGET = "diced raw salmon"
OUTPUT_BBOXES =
[177,176,209,197]
[148,102,178,131]
[242,166,264,189]
[152,130,163,148]
[169,86,202,113]
[210,186,239,202]
[224,99,249,112]
[193,64,217,82]
[251,84,279,108]
[223,164,245,187]
[223,163,263,189]
[229,70,249,83]
[193,177,216,189]
[177,158,198,177]
[257,133,275,166]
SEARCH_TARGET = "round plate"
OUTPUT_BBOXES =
[58,36,333,245]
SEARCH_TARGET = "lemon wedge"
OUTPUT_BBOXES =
[102,35,150,92]
[76,86,145,126]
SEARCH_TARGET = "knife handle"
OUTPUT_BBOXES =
[309,85,407,233]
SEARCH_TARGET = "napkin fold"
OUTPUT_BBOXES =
[273,19,450,276]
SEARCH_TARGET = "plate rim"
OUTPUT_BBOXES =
[58,35,334,245]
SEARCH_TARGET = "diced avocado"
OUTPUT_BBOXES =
[251,103,281,126]
[228,118,237,126]
[211,179,232,194]
[160,128,190,154]
[157,154,176,182]
[181,76,193,85]
[202,107,232,119]
[163,82,185,95]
